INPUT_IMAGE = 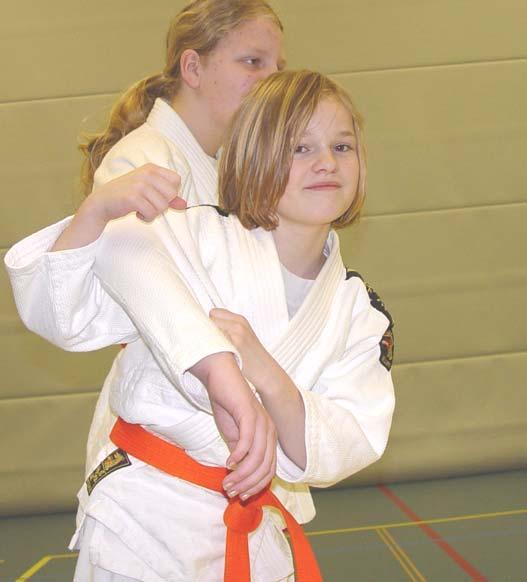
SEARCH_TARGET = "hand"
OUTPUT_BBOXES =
[189,352,277,500]
[52,164,187,252]
[210,310,308,470]
[209,308,275,388]
[84,163,186,224]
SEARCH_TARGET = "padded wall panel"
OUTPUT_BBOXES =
[340,352,527,487]
[0,392,96,515]
[339,203,527,363]
[0,95,115,247]
[0,1,183,102]
[279,0,527,73]
[3,1,526,102]
[0,250,20,330]
[336,61,527,215]
[2,331,116,400]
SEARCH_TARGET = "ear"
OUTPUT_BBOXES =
[179,49,202,89]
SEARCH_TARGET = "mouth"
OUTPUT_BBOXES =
[304,182,342,191]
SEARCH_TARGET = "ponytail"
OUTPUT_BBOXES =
[79,73,176,194]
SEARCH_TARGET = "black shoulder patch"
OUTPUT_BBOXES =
[345,269,363,281]
[86,448,131,495]
[191,203,229,217]
[345,269,394,371]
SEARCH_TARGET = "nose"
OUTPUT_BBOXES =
[313,148,337,173]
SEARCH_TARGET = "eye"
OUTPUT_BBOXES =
[243,57,261,66]
[294,144,309,154]
[334,143,355,153]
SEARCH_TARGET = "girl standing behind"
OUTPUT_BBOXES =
[6,0,286,498]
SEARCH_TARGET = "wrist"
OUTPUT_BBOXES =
[189,351,238,388]
[76,194,112,230]
[50,196,109,252]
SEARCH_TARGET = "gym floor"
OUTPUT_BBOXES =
[1,469,525,581]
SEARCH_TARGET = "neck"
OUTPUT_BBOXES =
[272,221,330,279]
[170,89,223,157]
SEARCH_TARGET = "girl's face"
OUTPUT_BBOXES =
[198,17,285,133]
[277,99,360,231]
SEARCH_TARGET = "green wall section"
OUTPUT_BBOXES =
[1,1,526,515]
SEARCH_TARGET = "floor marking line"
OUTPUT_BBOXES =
[382,527,427,582]
[305,508,527,537]
[377,528,418,582]
[15,553,77,582]
[377,484,489,581]
[377,528,426,582]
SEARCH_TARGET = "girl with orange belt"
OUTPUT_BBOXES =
[12,70,394,581]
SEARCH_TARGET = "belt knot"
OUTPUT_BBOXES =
[224,495,264,534]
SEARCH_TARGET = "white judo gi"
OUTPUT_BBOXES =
[5,97,239,484]
[5,98,395,580]
[6,203,395,580]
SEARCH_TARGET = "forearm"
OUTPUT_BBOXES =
[51,197,108,251]
[255,361,306,470]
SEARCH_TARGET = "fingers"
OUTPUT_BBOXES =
[231,424,277,500]
[169,197,187,210]
[223,410,277,499]
[127,164,184,222]
[224,406,255,469]
[138,163,181,191]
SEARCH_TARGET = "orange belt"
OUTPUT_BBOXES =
[110,417,322,581]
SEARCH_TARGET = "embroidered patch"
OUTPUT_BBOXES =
[345,269,395,371]
[86,448,131,495]
[379,327,394,371]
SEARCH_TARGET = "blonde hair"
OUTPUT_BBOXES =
[219,70,367,230]
[80,0,283,194]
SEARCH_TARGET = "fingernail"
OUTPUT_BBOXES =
[228,490,238,498]
[224,482,233,490]
[240,493,249,501]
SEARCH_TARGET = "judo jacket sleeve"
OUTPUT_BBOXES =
[285,279,395,488]
[4,130,193,351]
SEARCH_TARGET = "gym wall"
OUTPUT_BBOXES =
[1,1,525,515]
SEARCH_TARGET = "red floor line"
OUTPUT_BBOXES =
[377,484,489,582]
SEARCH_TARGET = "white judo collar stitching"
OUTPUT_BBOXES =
[147,98,218,205]
[271,230,344,373]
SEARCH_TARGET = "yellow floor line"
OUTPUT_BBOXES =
[15,553,77,582]
[306,508,527,537]
[11,508,527,579]
[378,528,427,582]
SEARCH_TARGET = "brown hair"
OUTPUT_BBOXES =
[218,70,367,230]
[79,0,283,194]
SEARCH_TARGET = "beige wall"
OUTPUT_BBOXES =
[1,1,526,515]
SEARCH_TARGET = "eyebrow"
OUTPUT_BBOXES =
[336,130,356,138]
[302,129,356,138]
